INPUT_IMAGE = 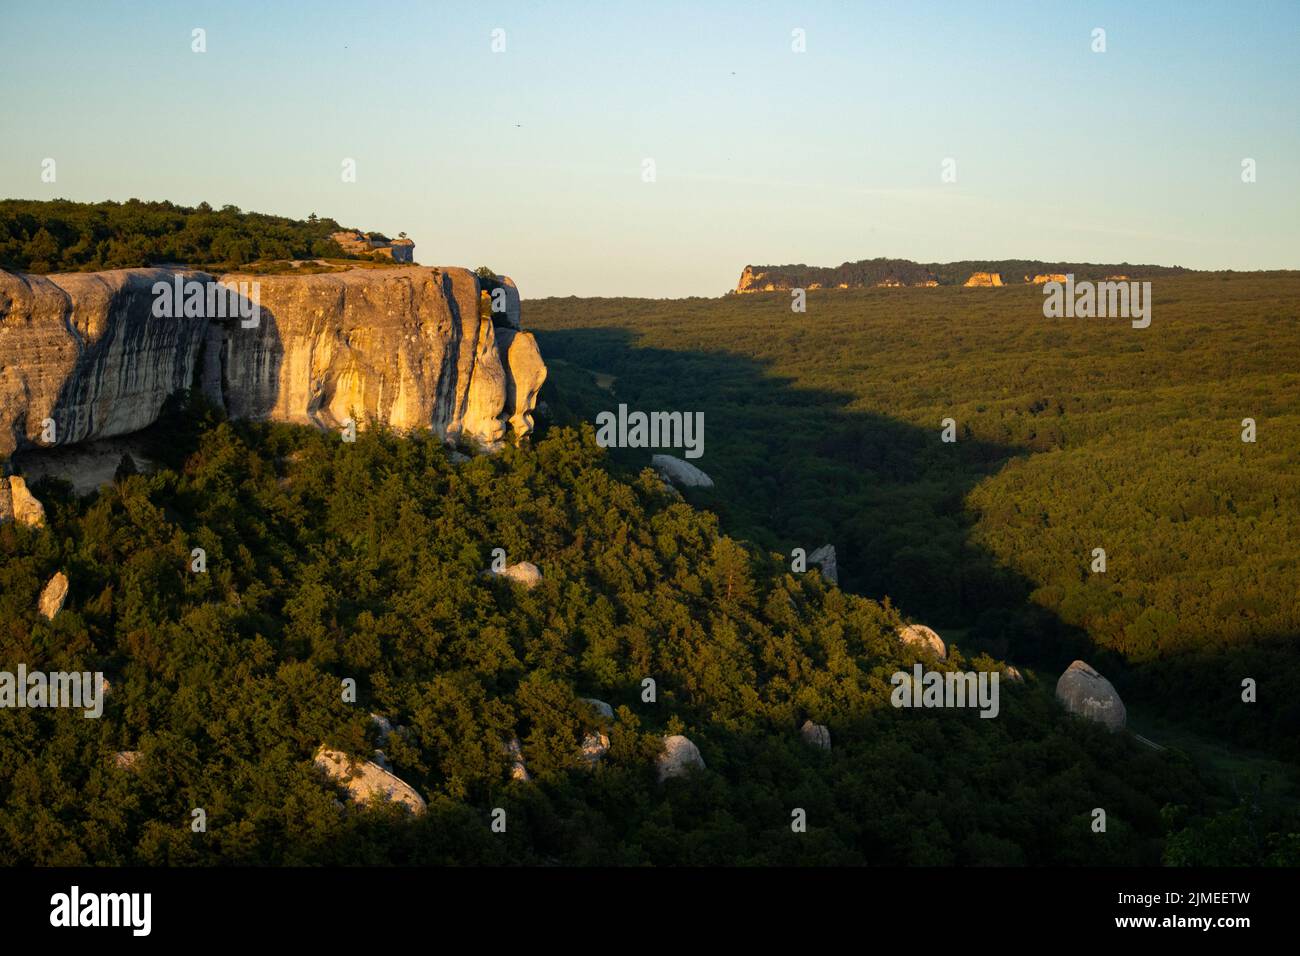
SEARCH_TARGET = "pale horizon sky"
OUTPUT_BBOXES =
[2,0,1297,297]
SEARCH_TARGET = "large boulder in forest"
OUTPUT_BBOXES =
[0,475,45,528]
[489,561,542,589]
[652,454,713,489]
[897,623,946,659]
[808,545,838,585]
[313,745,426,814]
[800,719,831,751]
[1055,660,1126,730]
[113,751,141,770]
[38,571,68,620]
[656,734,705,782]
[581,732,610,763]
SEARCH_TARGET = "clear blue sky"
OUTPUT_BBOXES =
[2,0,1297,296]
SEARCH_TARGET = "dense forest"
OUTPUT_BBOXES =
[739,257,1194,289]
[2,395,1293,864]
[0,199,380,273]
[529,274,1300,772]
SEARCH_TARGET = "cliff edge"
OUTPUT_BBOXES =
[0,265,546,460]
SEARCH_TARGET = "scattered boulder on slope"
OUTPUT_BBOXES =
[800,719,831,751]
[581,732,610,763]
[506,737,530,782]
[652,454,713,489]
[489,561,542,589]
[313,745,426,814]
[1055,660,1126,730]
[113,751,141,770]
[0,475,45,527]
[1003,665,1024,683]
[369,713,394,745]
[580,699,614,763]
[808,544,838,585]
[656,734,705,782]
[897,623,946,659]
[38,572,69,620]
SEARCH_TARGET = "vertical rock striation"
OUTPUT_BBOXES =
[0,265,547,463]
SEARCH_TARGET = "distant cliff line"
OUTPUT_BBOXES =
[734,258,1194,293]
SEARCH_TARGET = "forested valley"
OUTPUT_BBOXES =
[2,392,1293,864]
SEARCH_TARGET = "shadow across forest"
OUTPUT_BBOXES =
[534,326,1102,678]
[534,323,1300,775]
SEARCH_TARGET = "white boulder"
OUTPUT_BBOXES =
[897,623,946,659]
[39,572,68,620]
[800,719,831,751]
[656,734,705,782]
[313,745,426,814]
[1055,660,1126,731]
[808,544,838,585]
[652,454,713,489]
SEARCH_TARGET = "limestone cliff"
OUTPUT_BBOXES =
[0,265,547,461]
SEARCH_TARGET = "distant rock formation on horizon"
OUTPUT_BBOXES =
[733,257,1190,294]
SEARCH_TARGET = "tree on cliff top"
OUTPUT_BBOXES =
[0,198,364,273]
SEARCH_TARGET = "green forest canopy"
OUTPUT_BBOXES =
[528,273,1300,767]
[0,198,389,273]
[2,400,1293,865]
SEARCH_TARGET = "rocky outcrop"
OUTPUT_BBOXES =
[496,329,547,438]
[329,229,414,262]
[964,272,1004,287]
[13,439,152,497]
[581,698,613,763]
[113,751,141,770]
[0,268,211,461]
[38,571,68,620]
[484,276,522,330]
[490,561,542,589]
[370,713,395,745]
[1055,660,1126,730]
[800,719,831,751]
[736,266,781,293]
[656,734,705,782]
[1029,274,1068,284]
[0,265,546,459]
[581,732,610,762]
[897,623,946,659]
[0,475,45,527]
[808,544,838,585]
[313,745,426,813]
[652,454,713,488]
